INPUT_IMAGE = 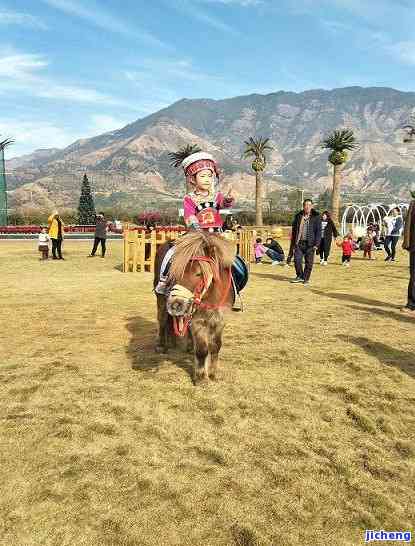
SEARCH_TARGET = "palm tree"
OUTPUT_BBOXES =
[243,137,273,226]
[322,129,357,224]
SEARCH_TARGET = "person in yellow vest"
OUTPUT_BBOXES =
[48,211,65,260]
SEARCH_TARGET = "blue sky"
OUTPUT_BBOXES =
[2,0,415,157]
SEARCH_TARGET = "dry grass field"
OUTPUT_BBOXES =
[1,239,414,546]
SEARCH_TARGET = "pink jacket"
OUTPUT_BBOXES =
[183,192,234,229]
[254,243,267,259]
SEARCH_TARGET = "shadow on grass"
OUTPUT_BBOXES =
[125,315,193,380]
[312,290,401,309]
[348,256,370,262]
[114,263,124,272]
[251,271,293,282]
[346,304,414,325]
[385,275,408,280]
[337,335,415,379]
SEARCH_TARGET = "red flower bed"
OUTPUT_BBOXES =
[0,224,182,234]
[0,225,102,234]
[131,226,187,233]
[65,225,96,233]
[0,225,42,234]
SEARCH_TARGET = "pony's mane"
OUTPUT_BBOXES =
[168,232,234,281]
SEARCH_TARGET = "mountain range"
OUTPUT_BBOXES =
[7,86,415,211]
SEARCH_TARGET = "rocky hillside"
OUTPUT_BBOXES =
[7,86,415,210]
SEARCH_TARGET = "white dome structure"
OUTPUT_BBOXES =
[341,203,409,237]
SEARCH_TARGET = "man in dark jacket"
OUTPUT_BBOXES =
[89,212,108,258]
[290,199,321,286]
[402,200,415,313]
[264,237,285,264]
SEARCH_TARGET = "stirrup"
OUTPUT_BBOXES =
[155,281,169,295]
[232,292,244,312]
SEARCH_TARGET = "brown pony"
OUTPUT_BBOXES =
[154,232,234,385]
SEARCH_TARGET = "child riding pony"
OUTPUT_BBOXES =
[153,147,249,384]
[155,148,248,302]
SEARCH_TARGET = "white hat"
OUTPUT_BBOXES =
[181,152,215,172]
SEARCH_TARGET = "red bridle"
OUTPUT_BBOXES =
[172,255,232,337]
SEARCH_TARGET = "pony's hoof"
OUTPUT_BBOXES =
[155,345,167,354]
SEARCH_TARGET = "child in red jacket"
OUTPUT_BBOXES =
[337,234,354,267]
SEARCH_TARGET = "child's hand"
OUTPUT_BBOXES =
[226,186,233,199]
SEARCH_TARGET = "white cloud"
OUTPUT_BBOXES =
[0,49,141,110]
[321,19,353,34]
[195,0,262,5]
[327,0,398,19]
[0,8,47,29]
[169,0,240,35]
[88,115,129,135]
[124,57,234,110]
[0,119,84,157]
[318,6,415,68]
[2,114,133,158]
[34,83,128,106]
[126,58,224,85]
[387,41,415,65]
[283,0,415,24]
[0,52,48,79]
[40,0,169,49]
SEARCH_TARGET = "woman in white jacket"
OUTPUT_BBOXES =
[384,208,403,262]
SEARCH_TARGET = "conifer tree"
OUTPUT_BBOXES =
[78,173,96,224]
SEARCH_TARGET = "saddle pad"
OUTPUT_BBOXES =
[159,245,176,279]
[232,255,249,293]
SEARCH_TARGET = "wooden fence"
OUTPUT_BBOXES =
[123,228,257,273]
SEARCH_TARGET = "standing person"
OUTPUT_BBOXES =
[337,234,354,267]
[38,227,50,260]
[372,223,381,249]
[402,199,415,314]
[362,229,375,260]
[89,212,108,258]
[384,208,403,262]
[290,199,321,286]
[318,210,338,265]
[48,211,65,260]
